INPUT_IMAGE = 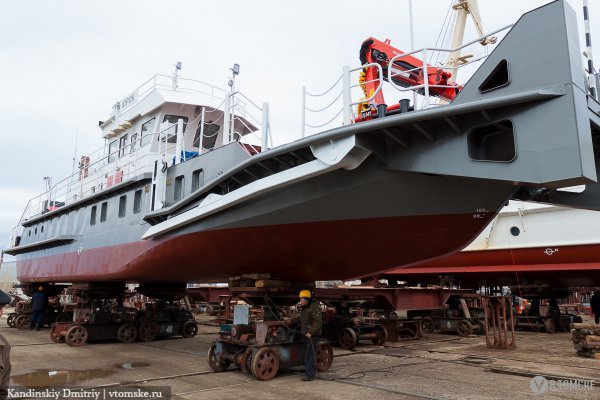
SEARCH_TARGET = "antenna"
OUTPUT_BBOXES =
[227,64,240,143]
[43,176,53,205]
[172,61,182,90]
[228,63,240,91]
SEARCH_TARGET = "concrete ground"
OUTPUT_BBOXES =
[2,312,600,400]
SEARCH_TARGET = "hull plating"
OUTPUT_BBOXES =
[17,212,495,283]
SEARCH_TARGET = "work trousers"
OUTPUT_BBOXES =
[303,336,319,379]
[29,311,44,329]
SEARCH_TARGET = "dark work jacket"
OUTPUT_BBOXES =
[0,292,9,306]
[31,292,48,312]
[295,301,323,336]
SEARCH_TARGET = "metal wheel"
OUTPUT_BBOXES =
[6,313,16,327]
[251,347,280,381]
[545,319,555,334]
[49,324,64,343]
[338,327,358,350]
[457,320,473,337]
[316,342,334,372]
[421,317,435,334]
[117,322,137,343]
[138,322,157,342]
[239,348,253,374]
[182,320,198,338]
[65,325,88,347]
[372,326,388,345]
[15,314,30,330]
[207,342,231,372]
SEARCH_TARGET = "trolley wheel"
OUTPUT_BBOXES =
[6,313,16,328]
[117,322,137,343]
[15,314,30,330]
[315,342,334,372]
[239,348,253,374]
[372,326,388,345]
[421,317,435,334]
[49,324,64,343]
[138,322,158,342]
[182,320,198,338]
[338,327,358,350]
[65,325,88,347]
[207,342,231,372]
[251,347,280,381]
[55,312,72,323]
[545,319,555,334]
[457,320,473,337]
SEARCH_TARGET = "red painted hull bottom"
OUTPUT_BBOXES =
[17,213,493,284]
[385,244,600,287]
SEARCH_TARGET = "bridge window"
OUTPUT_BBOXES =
[468,120,515,162]
[162,115,189,143]
[130,133,137,153]
[108,140,117,163]
[140,117,155,146]
[194,122,220,151]
[119,134,128,158]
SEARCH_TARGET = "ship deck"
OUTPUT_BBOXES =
[4,313,599,399]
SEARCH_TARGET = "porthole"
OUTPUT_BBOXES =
[510,226,520,236]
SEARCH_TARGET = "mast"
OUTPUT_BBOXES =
[446,0,496,84]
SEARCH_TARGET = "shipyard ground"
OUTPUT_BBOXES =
[3,314,600,400]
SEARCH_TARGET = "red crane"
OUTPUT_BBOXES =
[357,37,462,122]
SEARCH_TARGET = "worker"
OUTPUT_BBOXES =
[293,290,323,381]
[591,292,600,324]
[29,286,48,331]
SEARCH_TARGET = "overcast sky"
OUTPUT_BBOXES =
[0,0,593,256]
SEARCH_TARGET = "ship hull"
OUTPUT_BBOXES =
[16,164,514,283]
[385,243,600,287]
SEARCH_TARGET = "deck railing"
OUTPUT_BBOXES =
[300,24,514,136]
